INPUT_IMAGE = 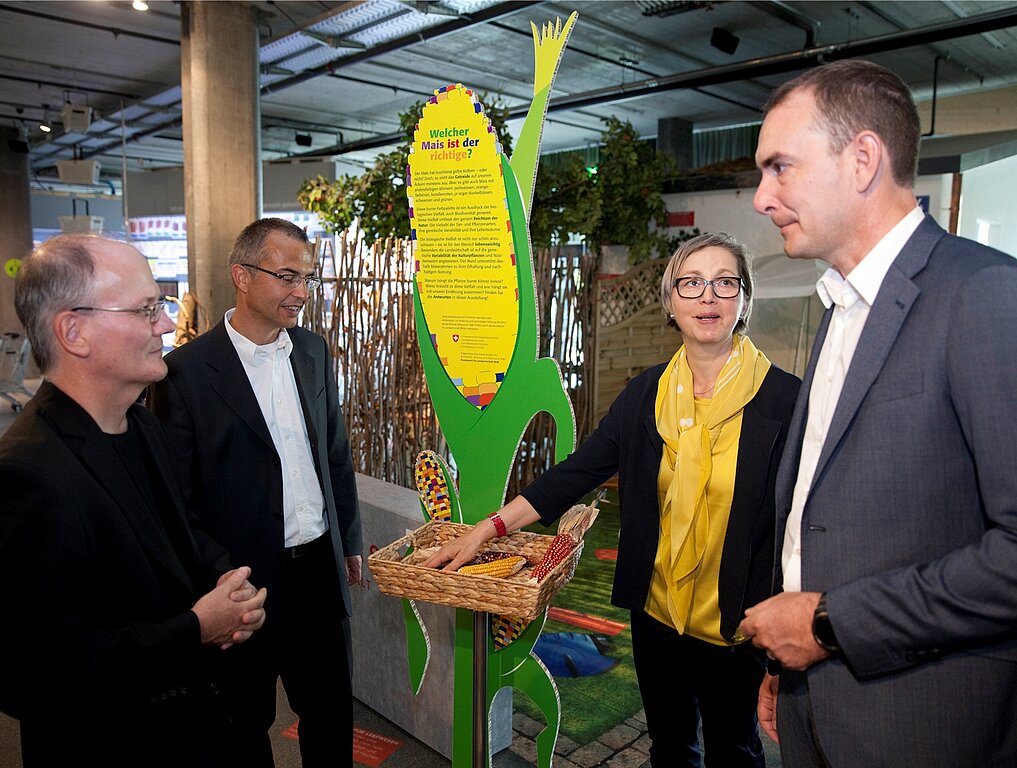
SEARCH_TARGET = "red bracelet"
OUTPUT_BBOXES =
[488,512,508,537]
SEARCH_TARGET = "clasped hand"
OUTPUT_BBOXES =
[192,566,268,650]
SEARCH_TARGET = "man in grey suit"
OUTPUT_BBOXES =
[738,60,1017,767]
[149,218,364,767]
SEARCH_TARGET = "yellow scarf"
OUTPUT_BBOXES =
[653,335,770,633]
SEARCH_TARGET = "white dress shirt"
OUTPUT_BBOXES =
[225,310,326,548]
[782,206,924,591]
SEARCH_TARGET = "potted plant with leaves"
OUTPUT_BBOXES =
[590,116,673,270]
[529,152,599,251]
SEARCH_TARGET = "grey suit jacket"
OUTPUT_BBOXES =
[776,216,1017,766]
[149,320,362,630]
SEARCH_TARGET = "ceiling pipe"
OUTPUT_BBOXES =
[0,73,140,101]
[260,1,539,95]
[749,0,820,48]
[543,5,1017,113]
[0,4,179,45]
[923,55,943,138]
[293,4,1017,160]
[32,3,1017,170]
[858,0,983,82]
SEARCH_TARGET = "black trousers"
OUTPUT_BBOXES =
[630,610,766,768]
[228,533,353,768]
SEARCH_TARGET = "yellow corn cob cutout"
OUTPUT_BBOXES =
[458,555,527,577]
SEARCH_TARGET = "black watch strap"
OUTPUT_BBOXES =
[812,592,841,653]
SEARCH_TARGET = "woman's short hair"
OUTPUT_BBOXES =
[660,231,754,336]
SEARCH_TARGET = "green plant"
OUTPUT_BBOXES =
[530,153,599,249]
[296,173,360,234]
[591,116,673,265]
[298,95,513,246]
[666,227,702,256]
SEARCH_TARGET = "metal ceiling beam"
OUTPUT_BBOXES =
[544,5,1017,114]
[0,3,179,45]
[749,1,820,49]
[260,0,540,95]
[293,4,1017,160]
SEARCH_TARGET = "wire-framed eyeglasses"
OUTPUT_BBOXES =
[70,300,167,324]
[674,276,743,299]
[241,263,322,292]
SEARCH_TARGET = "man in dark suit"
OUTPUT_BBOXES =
[0,234,268,767]
[149,218,363,767]
[737,60,1017,767]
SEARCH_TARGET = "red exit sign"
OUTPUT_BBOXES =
[666,211,695,227]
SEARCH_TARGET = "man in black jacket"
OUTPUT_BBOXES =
[150,218,363,768]
[0,234,267,767]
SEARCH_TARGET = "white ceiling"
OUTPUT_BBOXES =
[3,0,1017,184]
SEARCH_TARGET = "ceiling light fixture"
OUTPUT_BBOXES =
[294,132,313,147]
[39,104,51,133]
[133,1,149,11]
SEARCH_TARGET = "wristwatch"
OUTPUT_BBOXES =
[812,592,841,654]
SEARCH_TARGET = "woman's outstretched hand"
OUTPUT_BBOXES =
[421,520,494,571]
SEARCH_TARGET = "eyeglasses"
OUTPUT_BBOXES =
[71,300,167,324]
[241,263,322,292]
[674,276,743,299]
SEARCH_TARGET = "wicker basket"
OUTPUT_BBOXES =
[368,520,584,620]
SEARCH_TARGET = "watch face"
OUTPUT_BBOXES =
[813,609,839,651]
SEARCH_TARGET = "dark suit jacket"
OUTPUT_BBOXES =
[148,320,362,629]
[778,216,1017,766]
[522,357,800,641]
[0,381,234,766]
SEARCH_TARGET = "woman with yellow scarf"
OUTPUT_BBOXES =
[426,233,800,766]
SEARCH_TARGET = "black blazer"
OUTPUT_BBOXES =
[522,358,800,641]
[148,320,362,626]
[0,381,233,764]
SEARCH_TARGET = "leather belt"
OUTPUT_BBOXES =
[285,533,327,560]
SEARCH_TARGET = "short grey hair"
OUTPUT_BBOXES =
[15,234,101,373]
[660,232,755,336]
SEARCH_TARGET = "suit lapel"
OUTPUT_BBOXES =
[808,216,940,496]
[205,322,275,451]
[289,334,320,449]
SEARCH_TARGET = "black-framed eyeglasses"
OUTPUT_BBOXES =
[674,276,743,299]
[241,263,322,292]
[70,300,167,324]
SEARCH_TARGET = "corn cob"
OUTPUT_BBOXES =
[458,554,527,577]
[530,533,576,582]
[472,550,515,564]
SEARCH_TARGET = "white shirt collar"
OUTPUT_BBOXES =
[816,206,925,310]
[224,308,292,368]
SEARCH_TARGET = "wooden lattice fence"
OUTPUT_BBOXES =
[303,230,598,498]
[594,258,676,422]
